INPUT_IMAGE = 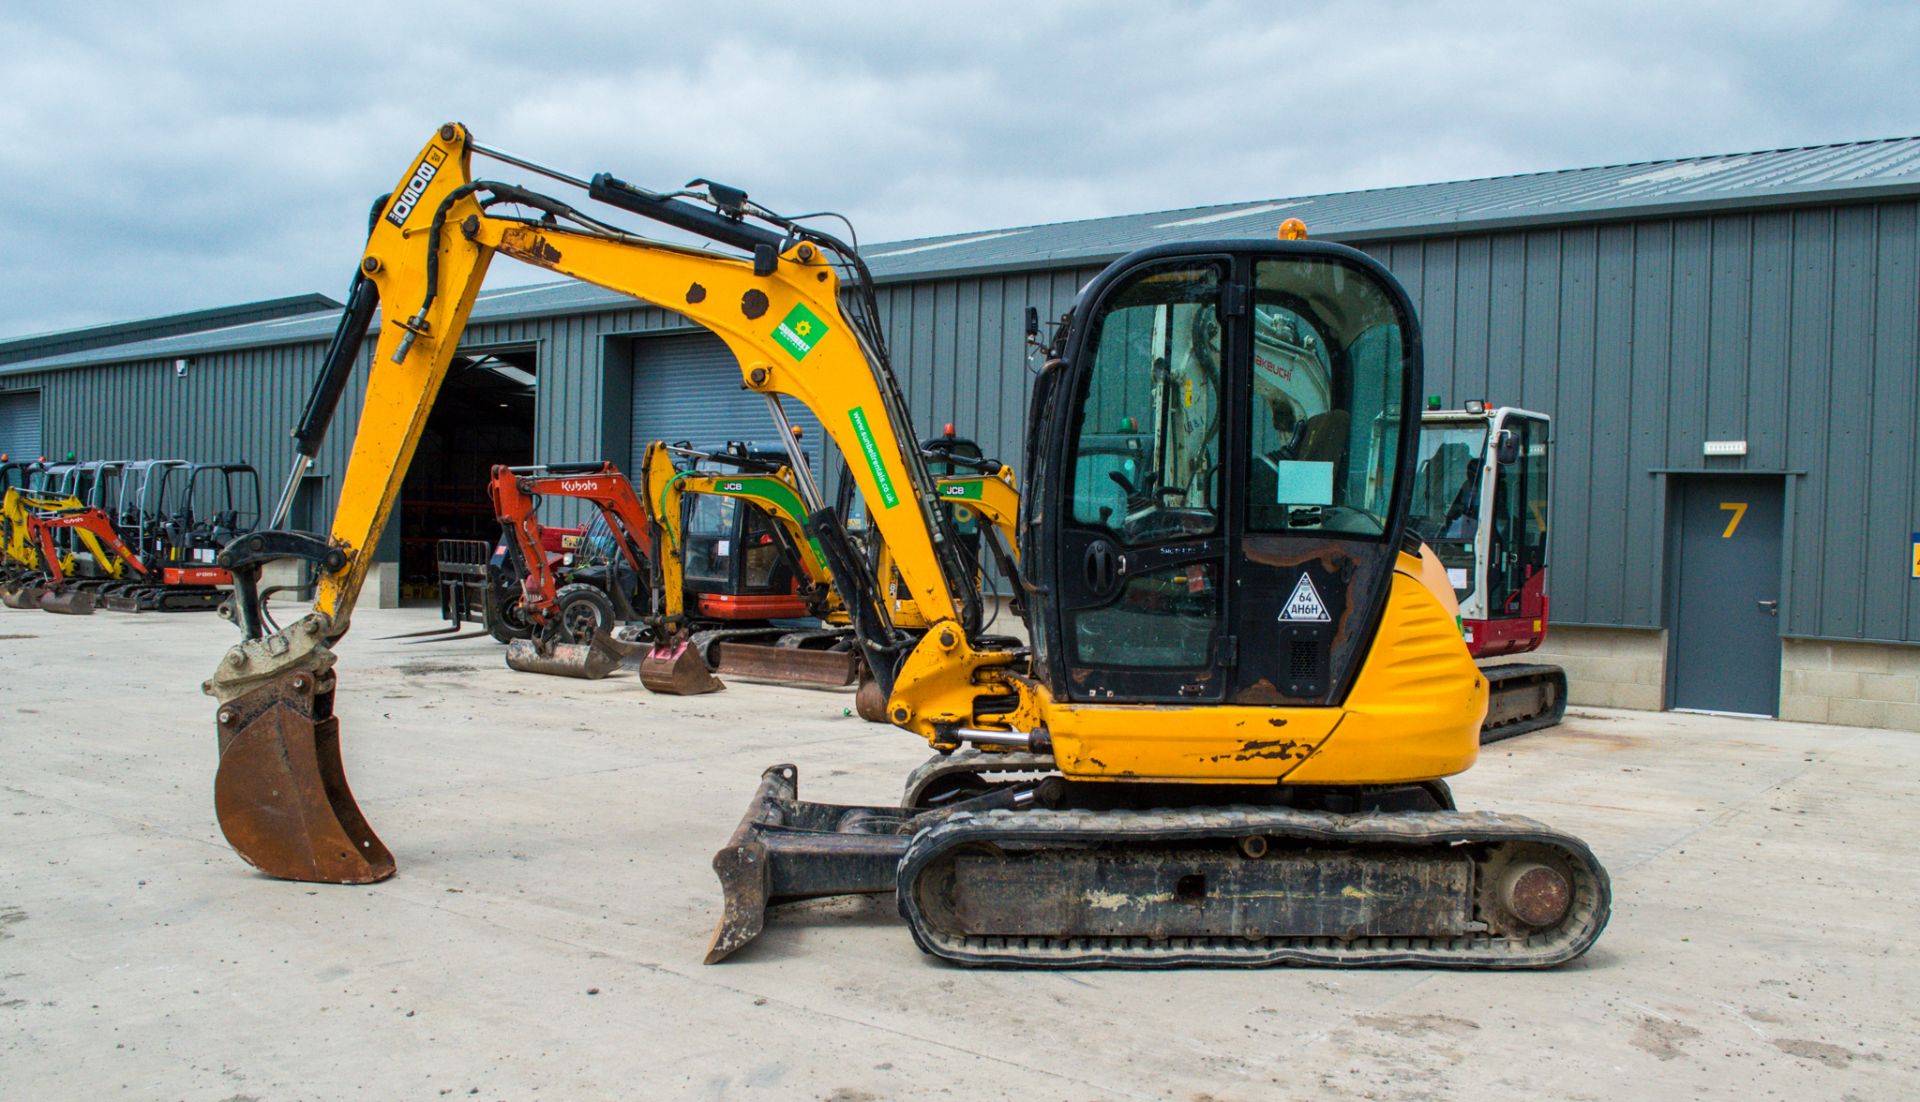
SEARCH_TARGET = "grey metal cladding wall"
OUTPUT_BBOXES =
[0,342,347,495]
[1361,199,1920,645]
[871,266,1104,472]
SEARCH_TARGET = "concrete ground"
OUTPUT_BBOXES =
[2,603,1916,1102]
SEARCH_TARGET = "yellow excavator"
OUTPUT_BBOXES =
[205,125,1609,968]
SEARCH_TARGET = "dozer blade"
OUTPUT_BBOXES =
[213,668,393,884]
[639,636,726,695]
[99,589,144,613]
[706,764,903,964]
[40,587,96,615]
[710,641,859,687]
[504,628,639,680]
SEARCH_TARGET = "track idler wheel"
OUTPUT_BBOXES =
[40,586,96,615]
[213,669,393,883]
[639,633,725,695]
[503,627,641,680]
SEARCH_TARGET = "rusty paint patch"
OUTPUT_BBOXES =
[741,289,770,319]
[686,282,707,304]
[1206,737,1315,763]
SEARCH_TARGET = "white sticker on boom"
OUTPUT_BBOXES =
[1280,573,1330,622]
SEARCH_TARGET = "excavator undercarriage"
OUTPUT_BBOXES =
[709,760,1608,968]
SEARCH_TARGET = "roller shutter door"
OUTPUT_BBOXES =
[629,332,826,475]
[0,390,41,459]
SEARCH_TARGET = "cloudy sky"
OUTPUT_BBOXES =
[3,0,1915,338]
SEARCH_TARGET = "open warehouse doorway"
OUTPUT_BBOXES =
[396,346,537,601]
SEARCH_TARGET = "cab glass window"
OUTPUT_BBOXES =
[1246,257,1408,537]
[1066,260,1225,542]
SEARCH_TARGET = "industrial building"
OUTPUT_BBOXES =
[3,137,1917,729]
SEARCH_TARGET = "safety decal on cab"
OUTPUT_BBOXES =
[1279,573,1330,622]
[772,302,829,361]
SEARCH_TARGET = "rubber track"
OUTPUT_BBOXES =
[897,804,1610,969]
[1481,662,1569,743]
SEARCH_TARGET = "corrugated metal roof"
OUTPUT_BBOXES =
[8,135,1918,377]
[0,293,343,367]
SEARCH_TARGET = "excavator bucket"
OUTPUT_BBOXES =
[213,668,393,884]
[639,635,726,695]
[40,587,96,615]
[710,642,860,688]
[1,580,45,609]
[503,627,641,680]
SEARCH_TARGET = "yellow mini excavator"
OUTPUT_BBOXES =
[205,125,1609,967]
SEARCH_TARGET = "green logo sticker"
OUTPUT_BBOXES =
[848,406,900,509]
[938,479,985,501]
[772,302,829,360]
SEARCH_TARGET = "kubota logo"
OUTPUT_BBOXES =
[560,480,600,492]
[385,146,448,228]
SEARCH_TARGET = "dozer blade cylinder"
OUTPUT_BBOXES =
[213,669,393,884]
[40,587,96,615]
[639,636,726,695]
[503,628,638,680]
[710,641,859,687]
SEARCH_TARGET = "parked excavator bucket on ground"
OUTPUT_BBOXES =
[503,628,643,680]
[39,586,96,615]
[2,578,47,608]
[638,633,726,695]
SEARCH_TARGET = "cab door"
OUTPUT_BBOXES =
[1041,255,1233,703]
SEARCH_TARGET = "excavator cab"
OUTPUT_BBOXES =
[1411,404,1563,738]
[1030,246,1413,707]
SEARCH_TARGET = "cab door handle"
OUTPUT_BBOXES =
[1083,539,1120,597]
[1758,599,1778,615]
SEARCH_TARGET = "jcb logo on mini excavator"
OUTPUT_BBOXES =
[386,146,449,228]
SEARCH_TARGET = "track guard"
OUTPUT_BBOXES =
[211,661,393,884]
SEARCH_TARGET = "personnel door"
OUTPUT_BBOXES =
[1668,476,1784,716]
